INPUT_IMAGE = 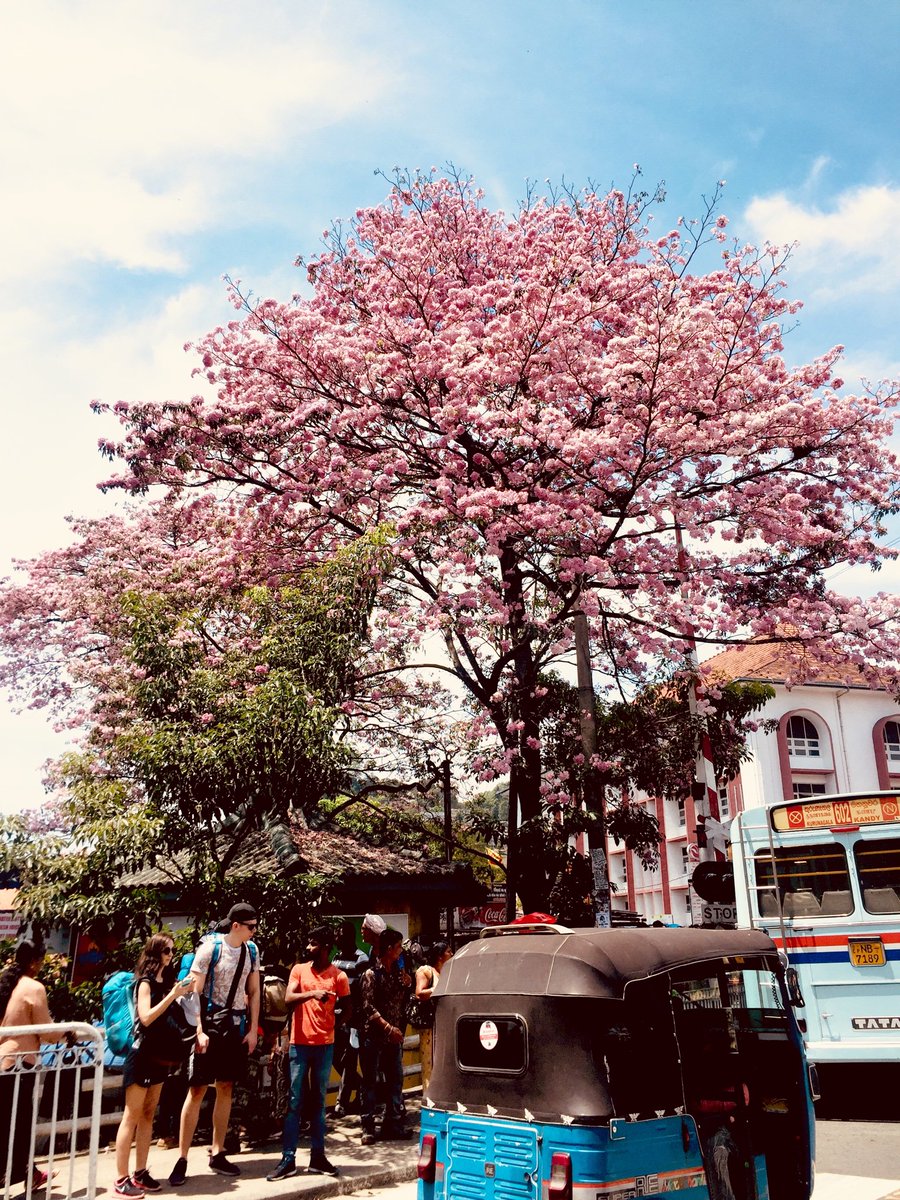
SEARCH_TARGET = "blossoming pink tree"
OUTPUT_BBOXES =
[93,172,900,820]
[4,170,900,914]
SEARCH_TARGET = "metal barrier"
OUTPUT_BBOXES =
[0,1023,104,1200]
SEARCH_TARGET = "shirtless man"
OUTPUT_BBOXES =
[0,940,53,1189]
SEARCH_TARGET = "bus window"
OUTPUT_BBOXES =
[753,843,852,917]
[854,837,900,914]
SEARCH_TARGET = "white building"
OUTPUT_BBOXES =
[609,643,900,925]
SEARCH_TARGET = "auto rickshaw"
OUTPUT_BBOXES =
[418,925,815,1200]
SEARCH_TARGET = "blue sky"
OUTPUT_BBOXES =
[2,0,899,813]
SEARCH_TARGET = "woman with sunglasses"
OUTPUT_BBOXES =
[113,935,195,1197]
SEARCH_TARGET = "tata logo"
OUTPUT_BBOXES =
[852,1016,900,1030]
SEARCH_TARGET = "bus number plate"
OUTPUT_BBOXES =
[849,939,885,967]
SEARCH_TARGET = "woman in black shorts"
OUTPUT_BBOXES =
[113,935,194,1198]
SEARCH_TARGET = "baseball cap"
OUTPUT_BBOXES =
[227,902,258,925]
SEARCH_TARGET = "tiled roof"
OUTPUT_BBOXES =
[700,641,876,688]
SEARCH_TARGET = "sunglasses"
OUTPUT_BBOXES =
[242,922,257,932]
[162,947,174,956]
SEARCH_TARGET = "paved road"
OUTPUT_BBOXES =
[41,1107,900,1200]
[817,1120,899,1181]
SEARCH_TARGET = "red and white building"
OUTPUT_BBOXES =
[608,644,900,925]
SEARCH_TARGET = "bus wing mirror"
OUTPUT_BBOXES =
[786,966,805,1008]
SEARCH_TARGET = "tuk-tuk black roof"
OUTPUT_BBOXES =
[439,926,779,1000]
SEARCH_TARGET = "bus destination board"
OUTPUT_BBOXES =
[772,794,900,832]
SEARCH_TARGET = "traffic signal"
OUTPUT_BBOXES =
[691,862,736,904]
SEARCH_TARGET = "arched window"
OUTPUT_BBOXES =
[873,716,900,789]
[884,721,900,767]
[786,715,820,758]
[778,711,835,803]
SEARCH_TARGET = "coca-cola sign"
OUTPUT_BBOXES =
[456,895,507,930]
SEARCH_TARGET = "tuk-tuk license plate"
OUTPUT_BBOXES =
[849,939,885,967]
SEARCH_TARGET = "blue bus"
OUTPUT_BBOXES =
[732,790,900,1065]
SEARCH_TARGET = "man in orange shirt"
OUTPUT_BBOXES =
[267,926,350,1180]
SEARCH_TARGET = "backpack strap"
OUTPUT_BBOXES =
[204,934,222,1004]
[222,944,247,1014]
[202,936,254,1005]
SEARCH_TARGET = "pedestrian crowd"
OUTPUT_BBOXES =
[0,906,452,1197]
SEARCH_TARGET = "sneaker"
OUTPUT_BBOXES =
[209,1154,241,1177]
[132,1170,161,1193]
[114,1178,145,1199]
[266,1157,297,1182]
[360,1130,377,1145]
[308,1154,339,1177]
[168,1158,188,1188]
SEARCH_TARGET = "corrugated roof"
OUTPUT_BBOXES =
[121,816,482,898]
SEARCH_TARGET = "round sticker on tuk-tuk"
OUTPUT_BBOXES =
[479,1020,499,1050]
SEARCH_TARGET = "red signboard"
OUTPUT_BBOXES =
[456,891,508,931]
[772,794,900,832]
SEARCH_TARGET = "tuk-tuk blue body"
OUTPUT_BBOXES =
[418,926,815,1200]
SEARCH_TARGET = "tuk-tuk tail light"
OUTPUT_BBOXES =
[418,1134,437,1183]
[549,1152,572,1200]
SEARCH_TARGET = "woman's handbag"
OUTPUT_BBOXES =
[407,966,436,1029]
[160,999,196,1051]
[136,986,195,1065]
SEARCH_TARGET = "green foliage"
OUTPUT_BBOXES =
[485,669,775,913]
[1,537,392,941]
[515,803,595,927]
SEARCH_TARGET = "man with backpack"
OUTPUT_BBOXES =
[168,903,261,1187]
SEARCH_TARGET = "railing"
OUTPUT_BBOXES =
[0,1023,104,1200]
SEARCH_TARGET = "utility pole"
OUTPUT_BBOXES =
[442,758,455,947]
[505,759,518,925]
[673,524,724,923]
[573,608,611,928]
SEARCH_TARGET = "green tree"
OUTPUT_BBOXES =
[0,537,391,942]
[496,670,775,916]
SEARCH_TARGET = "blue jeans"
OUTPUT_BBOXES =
[283,1043,334,1155]
[359,1037,404,1132]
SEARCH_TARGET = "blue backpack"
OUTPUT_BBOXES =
[102,971,137,1057]
[178,933,258,1000]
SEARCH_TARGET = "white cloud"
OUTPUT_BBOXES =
[1,282,229,568]
[0,1,401,282]
[744,183,900,300]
